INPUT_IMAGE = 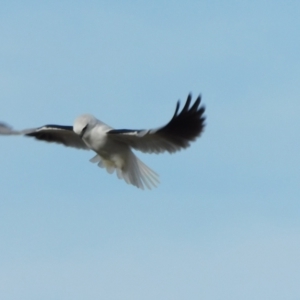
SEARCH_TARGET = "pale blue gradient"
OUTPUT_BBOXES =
[0,1,299,299]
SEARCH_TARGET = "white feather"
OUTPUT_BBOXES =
[89,151,159,190]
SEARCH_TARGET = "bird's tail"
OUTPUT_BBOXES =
[89,151,159,190]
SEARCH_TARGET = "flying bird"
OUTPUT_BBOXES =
[0,94,206,189]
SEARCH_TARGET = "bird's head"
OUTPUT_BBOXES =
[73,114,97,138]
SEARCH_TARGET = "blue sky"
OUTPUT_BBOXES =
[0,1,299,299]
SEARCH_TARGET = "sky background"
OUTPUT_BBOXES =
[0,1,300,299]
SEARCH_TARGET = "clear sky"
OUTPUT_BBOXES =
[0,1,299,299]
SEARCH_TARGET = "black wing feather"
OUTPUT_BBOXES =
[156,94,205,145]
[107,94,206,154]
[24,125,89,149]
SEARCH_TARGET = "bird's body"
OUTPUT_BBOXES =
[73,114,160,188]
[0,94,206,189]
[75,115,112,152]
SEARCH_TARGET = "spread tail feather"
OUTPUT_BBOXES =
[89,152,159,190]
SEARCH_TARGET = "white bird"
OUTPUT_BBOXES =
[0,94,206,189]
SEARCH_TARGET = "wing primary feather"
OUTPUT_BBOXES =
[181,93,192,113]
[172,101,181,119]
[190,95,201,112]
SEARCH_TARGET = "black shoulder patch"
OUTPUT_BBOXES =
[108,129,140,135]
[38,125,73,131]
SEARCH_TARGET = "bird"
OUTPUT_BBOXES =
[0,94,206,189]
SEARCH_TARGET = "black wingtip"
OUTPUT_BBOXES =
[181,94,192,113]
[158,93,206,147]
[173,101,181,118]
[190,95,201,112]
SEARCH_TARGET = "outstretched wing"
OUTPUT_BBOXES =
[107,94,206,154]
[0,123,89,150]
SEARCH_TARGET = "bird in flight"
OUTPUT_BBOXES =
[0,94,206,189]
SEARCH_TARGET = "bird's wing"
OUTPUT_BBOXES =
[0,123,89,150]
[107,94,206,154]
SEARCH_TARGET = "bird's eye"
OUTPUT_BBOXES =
[81,124,88,136]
